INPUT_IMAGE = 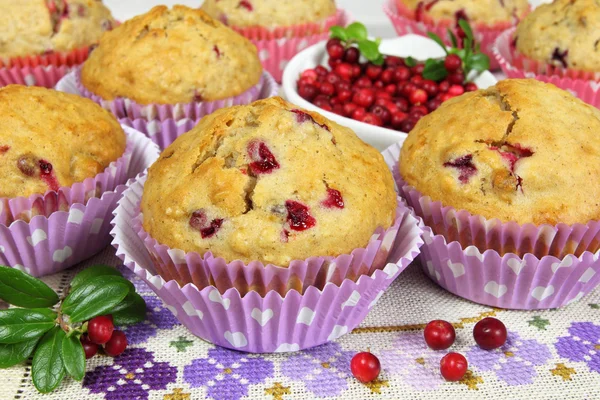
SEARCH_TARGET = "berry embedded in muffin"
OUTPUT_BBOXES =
[0,85,126,198]
[141,97,397,266]
[515,0,600,72]
[399,79,600,226]
[201,0,337,28]
[0,0,115,60]
[80,6,263,105]
[399,0,529,25]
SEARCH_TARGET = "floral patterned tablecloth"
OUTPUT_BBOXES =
[3,246,600,400]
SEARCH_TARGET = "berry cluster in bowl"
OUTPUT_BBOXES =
[296,21,490,133]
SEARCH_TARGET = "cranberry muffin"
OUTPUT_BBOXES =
[398,0,529,24]
[81,6,262,105]
[0,0,114,60]
[142,97,397,266]
[400,79,600,226]
[514,0,600,72]
[0,85,126,198]
[201,0,337,29]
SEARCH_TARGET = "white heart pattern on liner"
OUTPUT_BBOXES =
[258,49,270,61]
[327,325,348,341]
[484,281,508,298]
[146,120,161,137]
[507,258,526,276]
[208,289,231,310]
[165,305,178,316]
[147,275,164,290]
[224,331,248,348]
[251,308,274,327]
[579,268,596,283]
[0,245,4,253]
[296,39,309,52]
[567,292,585,305]
[531,286,555,301]
[464,246,484,261]
[369,291,385,309]
[90,218,104,235]
[26,229,47,247]
[13,264,31,274]
[24,74,36,86]
[67,209,85,225]
[341,291,361,309]
[325,262,337,282]
[423,231,433,245]
[383,263,400,279]
[296,307,316,326]
[589,81,600,92]
[53,247,72,263]
[182,301,203,319]
[447,260,465,278]
[275,343,300,352]
[551,256,574,274]
[426,261,441,281]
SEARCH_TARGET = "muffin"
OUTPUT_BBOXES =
[0,84,126,199]
[141,97,397,266]
[80,5,262,108]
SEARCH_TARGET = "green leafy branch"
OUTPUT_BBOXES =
[330,22,384,65]
[0,265,147,393]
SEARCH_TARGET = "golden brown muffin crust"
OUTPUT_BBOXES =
[0,85,126,198]
[142,97,397,266]
[400,79,600,226]
[81,6,263,105]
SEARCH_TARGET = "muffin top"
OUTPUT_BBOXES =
[0,0,115,60]
[515,0,600,72]
[81,6,262,105]
[201,0,337,28]
[0,85,126,198]
[400,0,529,24]
[142,97,397,266]
[399,79,600,226]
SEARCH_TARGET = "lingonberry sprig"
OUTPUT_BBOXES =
[0,265,146,393]
[329,22,384,65]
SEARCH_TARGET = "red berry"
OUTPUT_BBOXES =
[385,55,404,67]
[315,65,328,76]
[355,76,372,88]
[401,83,418,98]
[473,318,508,350]
[448,71,465,85]
[384,83,396,96]
[410,75,424,86]
[409,88,428,105]
[351,64,362,79]
[80,335,98,359]
[465,82,478,92]
[351,107,367,120]
[298,84,317,101]
[393,66,411,82]
[337,89,352,103]
[370,105,391,125]
[358,113,383,126]
[448,85,465,96]
[350,352,381,383]
[366,64,382,80]
[440,353,468,381]
[334,63,353,81]
[380,69,394,84]
[327,43,345,60]
[375,90,391,100]
[391,111,408,129]
[444,54,462,72]
[424,320,456,350]
[438,80,450,92]
[336,80,351,92]
[104,330,128,357]
[328,58,341,69]
[313,95,331,108]
[332,104,344,115]
[326,72,342,85]
[426,98,443,112]
[88,315,114,345]
[400,118,418,132]
[394,97,409,112]
[421,79,438,96]
[410,105,428,118]
[344,47,360,64]
[300,69,318,81]
[352,89,375,108]
[411,64,425,75]
[326,38,341,49]
[320,82,336,96]
[440,93,454,102]
[343,102,358,117]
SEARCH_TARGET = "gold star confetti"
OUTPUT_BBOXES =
[459,370,483,390]
[321,362,330,369]
[364,379,390,394]
[504,351,515,358]
[265,382,291,400]
[164,388,191,400]
[551,363,577,381]
[125,372,135,380]
[415,357,425,365]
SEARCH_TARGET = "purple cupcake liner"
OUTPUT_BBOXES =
[126,174,415,296]
[383,141,600,309]
[74,66,269,121]
[0,127,160,277]
[111,177,423,352]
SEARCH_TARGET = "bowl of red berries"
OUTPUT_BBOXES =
[282,21,497,150]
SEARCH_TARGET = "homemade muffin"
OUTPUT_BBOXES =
[142,97,397,265]
[0,85,126,198]
[400,79,600,226]
[201,0,337,28]
[0,0,115,60]
[81,6,262,105]
[515,0,600,72]
[399,0,529,24]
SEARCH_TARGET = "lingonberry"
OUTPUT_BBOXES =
[426,98,443,112]
[400,118,418,132]
[300,69,318,81]
[385,55,404,67]
[355,76,372,88]
[410,75,424,86]
[473,318,507,350]
[373,80,385,89]
[390,111,408,129]
[334,63,353,81]
[343,102,358,117]
[88,315,114,345]
[370,105,391,125]
[424,320,456,350]
[395,98,409,112]
[320,82,336,96]
[350,352,381,383]
[380,69,394,84]
[411,64,425,75]
[352,89,375,108]
[359,113,383,126]
[409,88,428,105]
[344,47,360,64]
[298,84,317,101]
[351,64,362,79]
[410,105,428,117]
[447,85,465,96]
[440,353,468,381]
[384,83,396,96]
[465,82,478,92]
[326,72,342,85]
[401,83,418,98]
[448,71,465,85]
[393,66,411,82]
[104,330,128,357]
[327,42,345,60]
[336,80,351,92]
[337,89,352,103]
[421,79,438,96]
[351,107,367,120]
[315,65,328,76]
[332,104,344,115]
[438,80,450,92]
[444,54,462,71]
[366,64,382,80]
[80,335,98,359]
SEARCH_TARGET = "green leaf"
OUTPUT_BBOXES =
[0,266,59,308]
[458,19,474,42]
[111,292,147,326]
[62,275,130,323]
[357,40,381,63]
[61,334,85,381]
[0,338,40,368]
[0,308,56,344]
[32,327,65,394]
[345,22,368,41]
[422,59,448,81]
[447,28,458,48]
[70,265,123,291]
[466,52,490,73]
[404,56,417,67]
[427,32,448,54]
[371,54,385,66]
[329,26,348,41]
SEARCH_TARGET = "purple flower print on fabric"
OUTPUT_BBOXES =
[556,322,600,374]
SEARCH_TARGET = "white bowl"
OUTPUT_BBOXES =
[282,34,498,151]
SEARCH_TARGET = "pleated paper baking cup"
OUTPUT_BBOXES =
[111,179,423,353]
[248,9,351,82]
[0,47,89,88]
[0,127,160,277]
[74,67,268,121]
[383,142,600,259]
[382,0,523,70]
